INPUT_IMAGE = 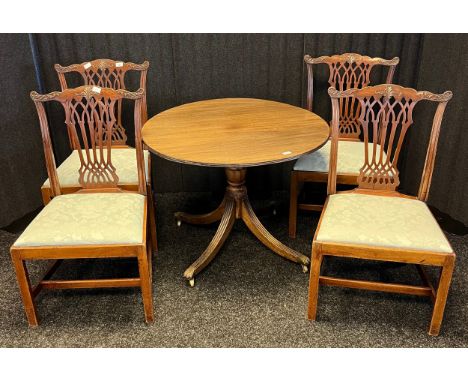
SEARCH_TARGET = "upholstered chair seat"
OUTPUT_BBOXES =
[43,149,150,187]
[317,193,452,253]
[13,193,146,247]
[294,141,386,174]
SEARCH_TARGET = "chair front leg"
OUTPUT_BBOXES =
[307,242,324,320]
[428,254,455,336]
[11,251,39,327]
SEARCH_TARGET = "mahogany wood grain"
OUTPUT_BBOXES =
[319,242,450,266]
[429,255,455,335]
[319,276,434,297]
[416,264,437,302]
[288,171,299,237]
[11,256,38,326]
[142,98,329,167]
[31,260,63,297]
[183,198,237,281]
[297,204,323,211]
[175,196,226,225]
[36,278,141,290]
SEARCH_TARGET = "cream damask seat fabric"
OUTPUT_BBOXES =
[43,148,150,187]
[294,140,385,174]
[13,193,145,247]
[317,193,452,253]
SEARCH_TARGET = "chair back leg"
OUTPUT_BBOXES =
[289,171,299,238]
[147,185,158,253]
[41,187,52,205]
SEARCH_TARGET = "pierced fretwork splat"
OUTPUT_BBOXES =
[31,86,146,193]
[358,90,417,190]
[55,59,149,146]
[305,53,399,139]
[65,89,119,188]
[328,84,453,195]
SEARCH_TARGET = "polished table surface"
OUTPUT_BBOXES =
[142,98,330,285]
[142,98,330,167]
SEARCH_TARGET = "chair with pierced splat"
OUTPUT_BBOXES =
[43,59,157,252]
[10,86,154,326]
[289,53,400,238]
[307,84,455,336]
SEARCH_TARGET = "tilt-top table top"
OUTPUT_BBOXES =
[142,98,330,168]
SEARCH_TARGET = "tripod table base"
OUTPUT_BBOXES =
[176,168,310,286]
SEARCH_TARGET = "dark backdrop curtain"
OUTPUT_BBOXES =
[0,34,47,227]
[402,34,468,226]
[1,33,467,227]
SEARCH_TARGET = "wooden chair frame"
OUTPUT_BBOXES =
[289,53,400,238]
[11,86,154,326]
[307,84,454,336]
[46,59,157,253]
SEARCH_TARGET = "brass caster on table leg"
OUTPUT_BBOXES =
[188,278,195,287]
[176,220,182,227]
[302,264,308,273]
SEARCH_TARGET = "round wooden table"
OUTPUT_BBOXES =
[142,98,329,286]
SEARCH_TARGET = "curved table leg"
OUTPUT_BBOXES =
[175,196,226,226]
[183,197,236,286]
[180,168,309,285]
[241,197,310,271]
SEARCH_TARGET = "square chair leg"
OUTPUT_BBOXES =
[307,243,323,320]
[138,246,154,324]
[11,252,39,327]
[289,171,299,239]
[429,255,455,336]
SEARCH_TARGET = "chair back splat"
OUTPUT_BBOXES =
[30,85,147,196]
[305,53,399,139]
[327,84,453,198]
[55,59,149,146]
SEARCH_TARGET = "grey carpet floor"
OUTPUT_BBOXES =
[0,192,467,347]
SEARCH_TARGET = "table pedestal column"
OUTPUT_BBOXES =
[175,168,310,286]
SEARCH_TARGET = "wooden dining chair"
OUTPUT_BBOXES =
[289,53,400,238]
[10,85,154,326]
[307,84,454,336]
[46,59,157,252]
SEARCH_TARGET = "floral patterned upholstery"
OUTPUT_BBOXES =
[293,140,385,174]
[13,193,145,247]
[316,193,453,253]
[43,149,150,187]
